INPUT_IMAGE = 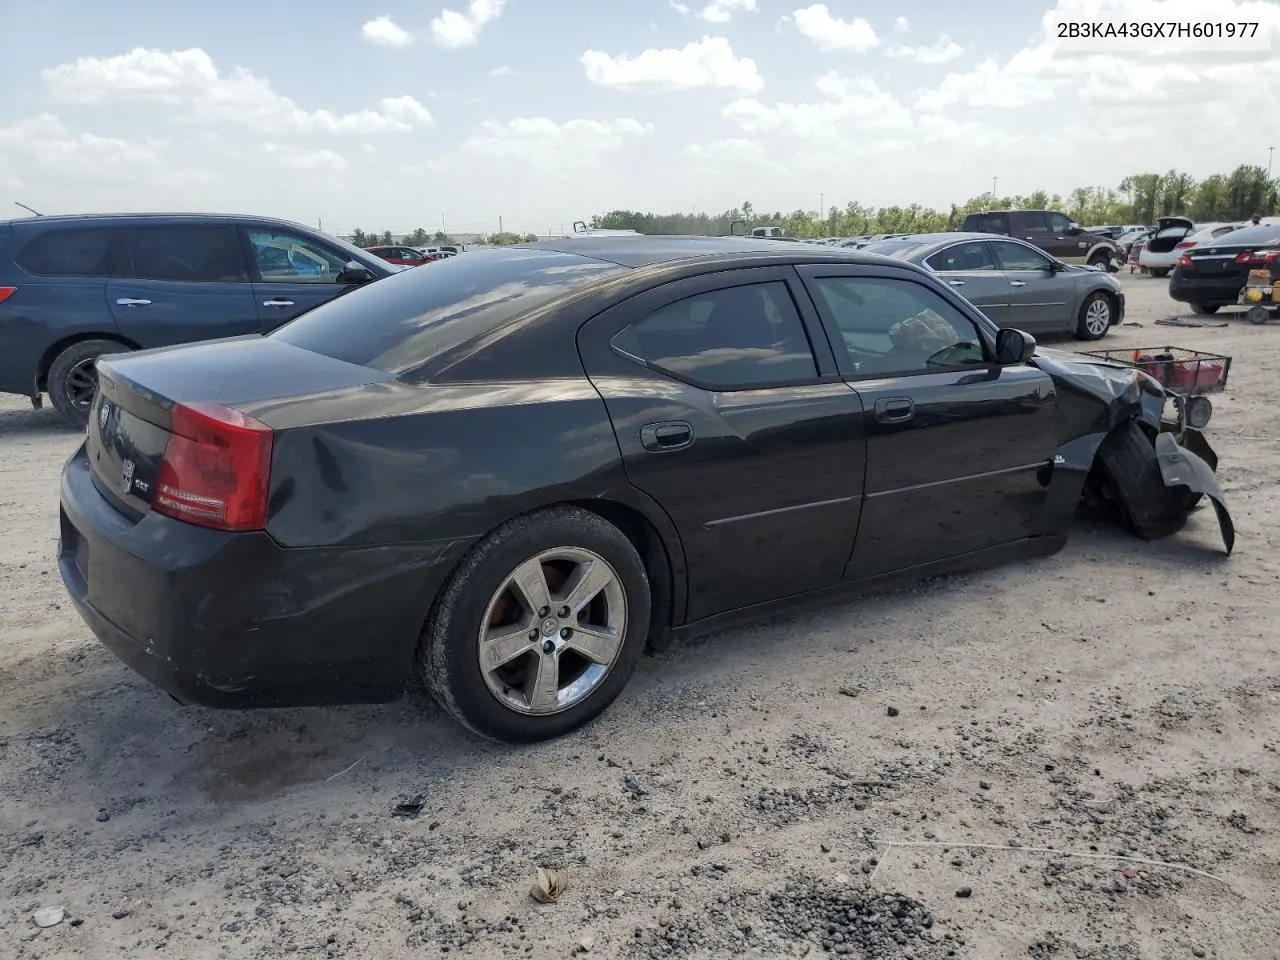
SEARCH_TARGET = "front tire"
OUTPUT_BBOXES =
[47,339,130,428]
[1095,421,1189,540]
[1087,251,1113,272]
[1188,303,1221,316]
[419,506,651,743]
[1074,291,1114,340]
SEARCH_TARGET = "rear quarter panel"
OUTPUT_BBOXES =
[0,274,118,394]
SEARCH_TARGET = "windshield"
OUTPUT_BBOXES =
[860,239,933,259]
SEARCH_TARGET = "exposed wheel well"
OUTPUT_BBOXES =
[38,332,140,391]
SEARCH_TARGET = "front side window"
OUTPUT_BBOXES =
[925,241,997,272]
[1047,212,1073,234]
[809,276,986,377]
[16,227,119,277]
[121,225,248,282]
[611,281,817,389]
[249,229,349,283]
[992,241,1054,272]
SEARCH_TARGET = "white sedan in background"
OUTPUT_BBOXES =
[1139,219,1243,276]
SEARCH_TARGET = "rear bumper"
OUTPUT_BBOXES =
[58,443,471,708]
[1168,272,1244,305]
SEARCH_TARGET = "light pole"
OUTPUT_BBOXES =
[992,176,998,198]
[1268,146,1275,178]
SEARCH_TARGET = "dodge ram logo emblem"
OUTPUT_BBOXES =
[121,458,136,495]
[99,402,111,430]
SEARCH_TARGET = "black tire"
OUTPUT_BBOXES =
[1188,303,1221,316]
[418,506,651,743]
[47,339,130,428]
[1095,421,1189,540]
[1150,268,1170,278]
[1087,251,1113,272]
[1247,305,1271,325]
[1074,291,1114,341]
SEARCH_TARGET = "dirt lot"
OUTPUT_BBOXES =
[2,273,1279,959]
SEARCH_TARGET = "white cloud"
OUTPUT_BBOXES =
[792,4,879,52]
[671,0,758,22]
[886,35,965,65]
[42,48,433,134]
[460,116,653,170]
[581,36,764,94]
[361,15,414,47]
[431,0,505,49]
[724,72,911,144]
[894,16,910,32]
[0,114,166,184]
[488,64,516,77]
[264,144,351,173]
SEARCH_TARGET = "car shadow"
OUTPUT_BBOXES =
[0,404,82,438]
[8,507,1233,825]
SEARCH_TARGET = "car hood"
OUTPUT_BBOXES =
[1031,346,1167,427]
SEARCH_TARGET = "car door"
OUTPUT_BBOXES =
[990,240,1075,331]
[1008,211,1057,256]
[243,225,364,325]
[1046,211,1090,263]
[921,240,1011,325]
[106,223,257,348]
[576,265,867,624]
[795,265,1058,580]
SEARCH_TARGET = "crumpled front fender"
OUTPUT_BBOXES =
[1154,431,1234,555]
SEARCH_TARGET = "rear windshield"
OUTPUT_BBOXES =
[1215,225,1280,247]
[859,239,931,258]
[271,248,623,376]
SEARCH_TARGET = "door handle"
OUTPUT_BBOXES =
[948,279,966,287]
[262,299,296,307]
[873,397,914,424]
[640,421,693,452]
[115,298,151,306]
[1010,280,1027,287]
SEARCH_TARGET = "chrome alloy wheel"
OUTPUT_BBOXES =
[1085,297,1112,336]
[478,547,627,715]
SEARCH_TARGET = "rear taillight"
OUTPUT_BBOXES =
[1177,255,1193,268]
[153,402,272,531]
[0,286,15,304]
[1174,241,1195,249]
[1234,249,1280,265]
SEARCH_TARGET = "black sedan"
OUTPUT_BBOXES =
[1169,223,1280,316]
[860,233,1123,340]
[58,237,1231,742]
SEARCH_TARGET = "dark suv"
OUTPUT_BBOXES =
[960,211,1120,272]
[0,214,393,425]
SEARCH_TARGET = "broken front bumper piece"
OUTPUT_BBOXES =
[1155,430,1234,555]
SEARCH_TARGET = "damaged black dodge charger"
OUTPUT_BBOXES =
[57,237,1232,742]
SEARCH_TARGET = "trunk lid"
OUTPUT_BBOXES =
[88,336,394,521]
[1147,217,1196,254]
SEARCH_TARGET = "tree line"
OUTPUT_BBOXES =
[346,227,537,247]
[591,164,1279,238]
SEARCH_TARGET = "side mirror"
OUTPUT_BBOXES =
[996,328,1037,365]
[1066,223,1082,235]
[1050,260,1068,272]
[337,260,375,284]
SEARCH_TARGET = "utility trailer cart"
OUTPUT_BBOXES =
[1082,346,1231,436]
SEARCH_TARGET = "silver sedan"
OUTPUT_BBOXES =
[861,233,1123,340]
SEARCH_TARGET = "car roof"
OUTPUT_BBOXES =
[0,212,321,231]
[520,234,906,269]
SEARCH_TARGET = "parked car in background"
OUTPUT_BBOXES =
[1090,224,1145,241]
[1115,228,1151,259]
[960,210,1121,271]
[365,245,434,267]
[57,235,1227,743]
[862,233,1122,340]
[1136,217,1197,276]
[1170,222,1280,315]
[0,213,393,425]
[1140,221,1246,277]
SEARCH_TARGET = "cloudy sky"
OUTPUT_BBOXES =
[1,0,1276,236]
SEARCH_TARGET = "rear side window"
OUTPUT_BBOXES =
[611,281,817,389]
[120,225,249,282]
[272,249,623,376]
[16,227,119,277]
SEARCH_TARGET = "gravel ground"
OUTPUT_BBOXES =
[2,273,1278,959]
